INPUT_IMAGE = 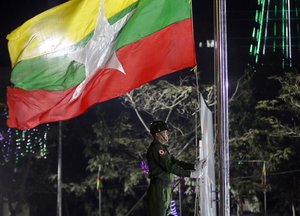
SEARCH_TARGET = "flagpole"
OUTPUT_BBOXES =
[57,121,62,216]
[98,165,102,216]
[262,161,267,216]
[214,0,230,215]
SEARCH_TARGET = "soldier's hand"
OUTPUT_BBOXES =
[194,158,207,171]
[191,159,207,178]
[190,169,201,178]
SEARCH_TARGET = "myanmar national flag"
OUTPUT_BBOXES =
[7,0,196,130]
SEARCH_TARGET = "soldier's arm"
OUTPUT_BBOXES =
[171,156,195,170]
[155,148,191,177]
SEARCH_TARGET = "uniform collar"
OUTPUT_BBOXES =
[152,139,169,147]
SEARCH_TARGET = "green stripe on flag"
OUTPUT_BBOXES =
[11,57,85,91]
[10,32,95,91]
[76,31,94,48]
[115,0,192,50]
[108,2,138,25]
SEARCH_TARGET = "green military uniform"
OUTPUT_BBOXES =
[146,139,194,216]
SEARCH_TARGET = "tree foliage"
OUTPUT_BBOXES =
[229,68,300,215]
[61,75,201,215]
[2,68,299,215]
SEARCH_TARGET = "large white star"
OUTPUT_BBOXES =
[68,2,132,100]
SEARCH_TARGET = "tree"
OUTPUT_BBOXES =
[61,75,202,215]
[229,67,300,215]
[255,69,300,215]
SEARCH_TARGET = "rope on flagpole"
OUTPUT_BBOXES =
[189,0,208,214]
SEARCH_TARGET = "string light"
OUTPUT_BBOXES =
[250,0,300,68]
[0,110,50,164]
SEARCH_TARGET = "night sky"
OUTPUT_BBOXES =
[0,0,257,104]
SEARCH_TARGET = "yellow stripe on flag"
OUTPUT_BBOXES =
[104,0,138,20]
[7,0,138,67]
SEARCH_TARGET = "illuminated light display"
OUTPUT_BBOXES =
[0,111,50,164]
[250,0,300,68]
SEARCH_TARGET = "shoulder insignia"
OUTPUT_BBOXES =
[158,149,165,156]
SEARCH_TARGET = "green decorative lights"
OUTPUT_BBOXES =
[0,111,50,164]
[249,0,300,68]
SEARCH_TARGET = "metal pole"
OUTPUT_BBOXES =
[57,122,62,216]
[98,165,102,216]
[264,189,267,216]
[214,0,230,215]
[99,189,102,216]
[263,161,267,216]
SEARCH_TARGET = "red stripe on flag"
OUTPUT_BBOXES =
[117,19,196,80]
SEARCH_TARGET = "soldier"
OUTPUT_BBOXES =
[146,121,205,216]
